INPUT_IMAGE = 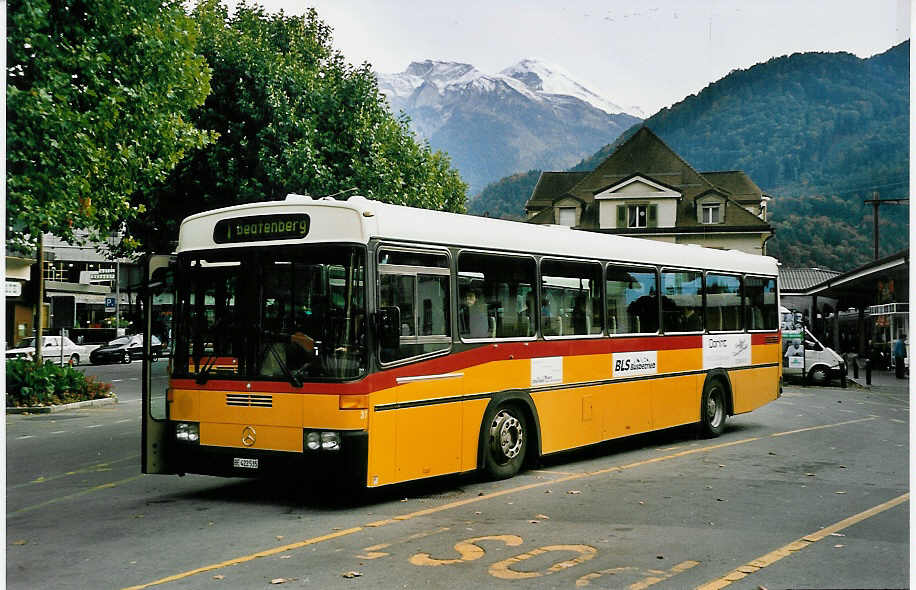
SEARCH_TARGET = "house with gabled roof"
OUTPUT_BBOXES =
[524,127,774,255]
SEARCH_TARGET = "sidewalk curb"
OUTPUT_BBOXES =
[6,396,118,414]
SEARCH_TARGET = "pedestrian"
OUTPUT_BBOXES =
[893,332,907,379]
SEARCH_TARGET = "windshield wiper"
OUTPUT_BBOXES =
[264,343,302,388]
[195,355,218,385]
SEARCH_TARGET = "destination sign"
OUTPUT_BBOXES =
[213,214,310,244]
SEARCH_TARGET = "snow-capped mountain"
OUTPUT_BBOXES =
[500,59,627,115]
[377,60,643,194]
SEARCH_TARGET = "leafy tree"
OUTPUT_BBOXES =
[131,2,466,252]
[468,170,540,219]
[6,0,214,251]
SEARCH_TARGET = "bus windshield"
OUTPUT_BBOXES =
[172,245,367,382]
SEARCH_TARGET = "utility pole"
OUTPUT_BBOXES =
[864,192,909,259]
[34,236,45,364]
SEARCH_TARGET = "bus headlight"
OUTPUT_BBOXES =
[175,422,199,443]
[321,431,340,451]
[304,430,341,451]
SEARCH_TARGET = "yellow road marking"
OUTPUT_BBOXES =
[8,475,144,517]
[11,455,139,489]
[488,544,597,579]
[695,493,909,590]
[769,416,877,437]
[123,415,881,589]
[575,560,700,587]
[358,526,451,559]
[410,535,523,566]
[357,544,391,560]
[121,527,363,590]
[576,566,639,587]
[628,560,700,590]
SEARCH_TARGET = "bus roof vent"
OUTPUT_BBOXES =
[284,193,311,202]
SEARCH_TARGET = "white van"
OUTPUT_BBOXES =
[780,306,846,385]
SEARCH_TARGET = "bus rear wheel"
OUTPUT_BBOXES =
[700,380,727,438]
[484,405,527,480]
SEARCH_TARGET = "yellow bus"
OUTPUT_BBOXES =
[141,194,781,487]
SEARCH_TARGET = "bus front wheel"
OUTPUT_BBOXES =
[700,380,727,438]
[484,405,527,480]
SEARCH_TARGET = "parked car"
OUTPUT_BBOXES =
[5,335,92,366]
[89,334,163,365]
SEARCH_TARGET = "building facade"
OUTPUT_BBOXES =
[524,127,773,255]
[4,234,141,347]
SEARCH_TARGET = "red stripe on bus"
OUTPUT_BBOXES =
[169,332,778,395]
[752,332,780,345]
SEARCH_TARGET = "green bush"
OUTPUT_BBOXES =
[6,359,114,407]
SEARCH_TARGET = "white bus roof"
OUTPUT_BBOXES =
[177,194,778,276]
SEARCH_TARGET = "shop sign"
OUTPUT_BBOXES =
[91,271,115,282]
[5,281,22,297]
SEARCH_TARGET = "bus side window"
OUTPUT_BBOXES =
[606,265,658,335]
[661,270,704,333]
[746,277,777,330]
[705,273,743,332]
[457,252,536,340]
[540,259,603,338]
[378,249,450,364]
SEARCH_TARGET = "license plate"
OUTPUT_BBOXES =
[233,457,258,469]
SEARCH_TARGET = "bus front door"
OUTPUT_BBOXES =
[142,254,178,474]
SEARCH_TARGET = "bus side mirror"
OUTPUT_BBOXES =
[376,306,400,350]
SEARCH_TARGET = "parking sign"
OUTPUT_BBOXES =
[105,296,117,313]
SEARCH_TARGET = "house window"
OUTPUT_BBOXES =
[702,204,722,224]
[557,207,576,227]
[616,204,657,229]
[628,204,647,228]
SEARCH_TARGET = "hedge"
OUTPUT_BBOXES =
[6,359,113,407]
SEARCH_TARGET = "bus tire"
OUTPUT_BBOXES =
[700,379,727,438]
[484,405,527,480]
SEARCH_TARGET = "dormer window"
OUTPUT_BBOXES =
[702,203,722,224]
[557,206,576,227]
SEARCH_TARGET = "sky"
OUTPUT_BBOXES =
[240,0,910,116]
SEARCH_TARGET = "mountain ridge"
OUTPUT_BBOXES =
[377,59,642,193]
[466,42,909,271]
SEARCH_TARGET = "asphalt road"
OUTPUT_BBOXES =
[6,366,909,590]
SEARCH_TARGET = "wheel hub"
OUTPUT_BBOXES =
[707,393,723,427]
[491,411,523,460]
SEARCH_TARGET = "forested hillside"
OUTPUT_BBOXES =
[469,42,909,270]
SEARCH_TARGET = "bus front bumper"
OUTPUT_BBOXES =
[169,429,369,486]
